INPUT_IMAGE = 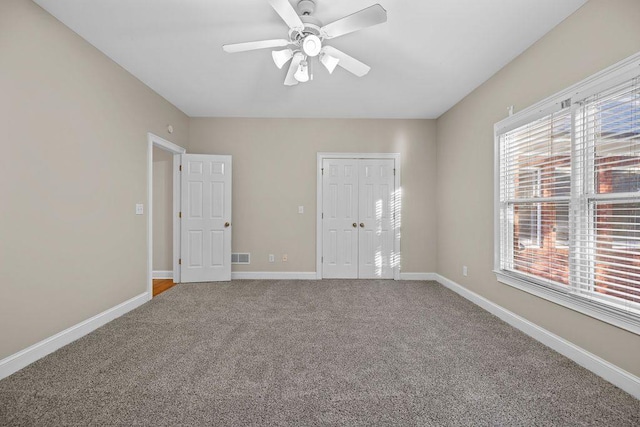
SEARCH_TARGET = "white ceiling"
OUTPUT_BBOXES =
[34,0,587,119]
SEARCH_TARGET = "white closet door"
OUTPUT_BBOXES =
[358,159,395,279]
[181,154,232,283]
[322,159,359,278]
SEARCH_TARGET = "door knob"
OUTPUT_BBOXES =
[224,222,230,228]
[352,223,357,228]
[360,223,365,228]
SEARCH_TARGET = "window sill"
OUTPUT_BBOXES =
[494,270,640,336]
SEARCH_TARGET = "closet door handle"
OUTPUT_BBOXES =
[360,223,365,228]
[224,222,230,228]
[352,223,357,228]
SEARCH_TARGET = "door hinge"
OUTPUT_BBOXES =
[179,258,182,265]
[321,168,324,175]
[322,213,324,219]
[179,165,182,172]
[394,168,396,176]
[179,211,182,218]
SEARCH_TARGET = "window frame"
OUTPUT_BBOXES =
[550,166,571,249]
[515,167,543,249]
[494,52,640,335]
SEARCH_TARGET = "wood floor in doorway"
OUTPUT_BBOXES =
[153,279,176,297]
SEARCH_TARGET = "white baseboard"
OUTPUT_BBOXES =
[399,272,437,281]
[435,274,640,399]
[231,271,317,280]
[0,292,150,381]
[153,270,173,279]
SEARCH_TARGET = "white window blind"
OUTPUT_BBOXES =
[574,77,640,313]
[499,109,572,288]
[496,62,640,330]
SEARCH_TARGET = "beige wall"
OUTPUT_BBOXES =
[0,0,188,358]
[188,118,437,273]
[152,147,174,272]
[436,0,640,376]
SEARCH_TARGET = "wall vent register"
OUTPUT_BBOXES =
[231,253,251,264]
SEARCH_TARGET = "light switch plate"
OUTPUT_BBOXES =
[136,204,144,215]
[298,206,304,214]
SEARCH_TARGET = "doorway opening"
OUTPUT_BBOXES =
[147,133,186,298]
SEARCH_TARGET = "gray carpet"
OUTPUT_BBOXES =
[1,280,638,426]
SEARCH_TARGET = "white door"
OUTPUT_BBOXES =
[180,154,232,282]
[321,158,396,279]
[322,159,359,278]
[358,159,395,279]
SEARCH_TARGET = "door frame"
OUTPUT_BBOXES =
[316,153,401,280]
[147,133,186,297]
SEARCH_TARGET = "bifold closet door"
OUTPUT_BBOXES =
[322,159,359,278]
[322,158,395,279]
[358,159,395,279]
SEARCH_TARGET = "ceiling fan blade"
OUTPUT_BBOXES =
[223,39,291,53]
[322,46,371,77]
[321,4,387,39]
[268,0,305,31]
[284,53,303,86]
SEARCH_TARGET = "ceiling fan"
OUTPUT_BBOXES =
[222,0,387,86]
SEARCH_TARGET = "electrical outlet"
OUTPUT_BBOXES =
[282,254,288,262]
[298,206,304,214]
[269,254,275,263]
[135,204,144,215]
[463,266,468,277]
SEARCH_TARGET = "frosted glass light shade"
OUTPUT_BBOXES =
[294,60,310,83]
[320,52,339,74]
[272,49,294,69]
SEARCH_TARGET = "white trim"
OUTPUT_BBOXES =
[153,270,174,279]
[494,51,640,134]
[147,133,186,296]
[316,152,402,281]
[172,154,182,283]
[495,271,640,336]
[399,272,437,281]
[316,155,323,280]
[0,292,149,381]
[435,274,640,399]
[231,271,317,280]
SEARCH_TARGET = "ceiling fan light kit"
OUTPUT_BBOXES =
[302,34,322,57]
[294,59,310,82]
[223,0,387,86]
[272,48,294,69]
[320,50,339,74]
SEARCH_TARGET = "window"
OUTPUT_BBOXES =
[499,110,572,287]
[495,53,640,333]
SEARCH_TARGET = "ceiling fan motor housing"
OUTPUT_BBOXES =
[297,0,316,16]
[290,15,322,44]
